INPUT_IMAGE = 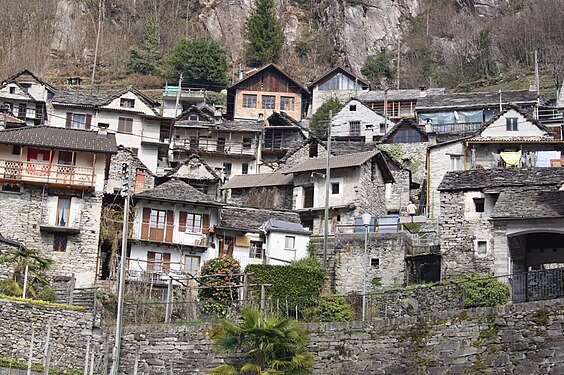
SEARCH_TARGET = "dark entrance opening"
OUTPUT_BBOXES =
[407,254,441,284]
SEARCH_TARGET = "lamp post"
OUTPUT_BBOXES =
[361,213,372,322]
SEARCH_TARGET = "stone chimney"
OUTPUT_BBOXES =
[97,122,109,137]
[258,113,264,122]
[419,86,428,98]
[214,106,223,124]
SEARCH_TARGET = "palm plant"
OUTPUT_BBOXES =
[0,246,53,297]
[209,308,314,375]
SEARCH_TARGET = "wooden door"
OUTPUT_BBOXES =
[219,237,234,257]
[303,186,314,208]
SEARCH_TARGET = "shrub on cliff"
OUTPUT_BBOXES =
[462,274,510,308]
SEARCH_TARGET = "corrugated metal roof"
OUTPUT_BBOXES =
[220,172,293,190]
[0,126,117,153]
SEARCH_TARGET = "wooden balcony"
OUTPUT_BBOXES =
[131,221,208,248]
[0,160,95,188]
[173,138,256,157]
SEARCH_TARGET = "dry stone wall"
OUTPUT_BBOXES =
[118,298,564,374]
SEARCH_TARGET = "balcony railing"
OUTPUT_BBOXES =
[173,138,256,156]
[40,205,82,233]
[430,122,483,134]
[0,160,95,188]
[131,221,208,247]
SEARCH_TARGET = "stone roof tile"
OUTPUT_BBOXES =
[219,205,302,232]
[491,189,564,219]
[134,178,222,205]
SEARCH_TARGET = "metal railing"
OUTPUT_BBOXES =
[0,160,95,187]
[510,267,564,303]
[430,122,483,134]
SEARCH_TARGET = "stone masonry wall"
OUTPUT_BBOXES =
[0,186,103,287]
[439,190,495,278]
[377,142,427,185]
[118,298,564,374]
[0,298,98,372]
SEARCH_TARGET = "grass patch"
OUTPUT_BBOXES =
[532,308,550,326]
[0,357,100,375]
[0,294,83,310]
[403,222,421,233]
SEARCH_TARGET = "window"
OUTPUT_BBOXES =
[150,209,167,229]
[309,142,318,157]
[331,182,340,194]
[56,198,71,227]
[17,103,26,120]
[371,258,380,268]
[303,186,314,208]
[261,95,276,110]
[380,123,387,134]
[53,235,68,252]
[450,155,462,171]
[12,145,20,155]
[120,98,135,108]
[58,151,75,166]
[280,96,295,111]
[189,114,200,121]
[473,198,485,213]
[2,183,21,192]
[349,105,357,111]
[392,129,422,143]
[285,236,295,250]
[476,241,487,254]
[242,94,257,108]
[185,255,200,276]
[249,241,263,259]
[243,138,252,150]
[148,251,164,273]
[118,117,133,134]
[223,162,232,177]
[190,137,199,149]
[9,87,15,94]
[349,121,361,136]
[506,117,518,131]
[217,138,226,152]
[71,114,86,129]
[186,213,203,233]
[242,163,249,175]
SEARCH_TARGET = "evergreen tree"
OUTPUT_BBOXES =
[361,51,395,89]
[126,20,161,75]
[244,0,284,66]
[165,38,228,87]
[309,97,343,138]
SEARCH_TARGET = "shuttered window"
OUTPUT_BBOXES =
[65,112,92,129]
[118,117,133,133]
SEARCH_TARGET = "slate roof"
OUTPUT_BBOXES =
[379,118,428,143]
[491,190,564,219]
[1,68,56,93]
[134,178,222,205]
[438,168,564,191]
[219,205,302,232]
[359,88,445,102]
[166,154,220,181]
[283,150,379,173]
[416,90,537,110]
[0,126,117,153]
[220,172,293,190]
[329,141,378,155]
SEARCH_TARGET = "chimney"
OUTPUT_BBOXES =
[213,106,223,124]
[97,122,109,137]
[419,86,428,98]
[258,113,264,122]
[239,70,244,80]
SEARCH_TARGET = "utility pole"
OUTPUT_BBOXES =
[91,0,103,85]
[396,39,400,90]
[323,111,332,269]
[109,163,132,375]
[534,50,540,119]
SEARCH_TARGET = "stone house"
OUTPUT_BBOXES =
[0,69,55,126]
[260,111,307,171]
[308,66,369,115]
[437,168,564,289]
[220,172,294,210]
[427,106,564,218]
[215,206,310,270]
[283,150,393,233]
[226,64,310,121]
[49,86,170,174]
[0,126,117,287]
[330,98,393,142]
[105,146,156,196]
[358,87,445,121]
[129,179,224,282]
[158,154,220,198]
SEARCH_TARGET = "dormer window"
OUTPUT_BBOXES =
[9,87,15,94]
[350,105,357,111]
[506,117,518,131]
[120,98,135,108]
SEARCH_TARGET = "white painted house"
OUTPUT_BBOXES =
[427,105,564,218]
[330,98,393,142]
[49,86,170,174]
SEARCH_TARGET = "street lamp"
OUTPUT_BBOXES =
[361,213,372,321]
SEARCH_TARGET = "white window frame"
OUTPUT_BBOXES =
[185,213,203,233]
[284,236,295,250]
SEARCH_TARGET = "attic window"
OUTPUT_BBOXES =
[120,98,135,108]
[350,105,357,111]
[189,114,199,121]
[349,121,361,136]
[9,87,15,94]
[506,118,518,131]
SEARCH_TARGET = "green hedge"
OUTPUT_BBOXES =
[462,275,510,308]
[246,264,325,302]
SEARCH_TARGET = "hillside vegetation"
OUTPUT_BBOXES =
[0,0,561,94]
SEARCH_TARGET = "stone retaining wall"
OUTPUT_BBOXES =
[0,298,99,372]
[119,298,564,374]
